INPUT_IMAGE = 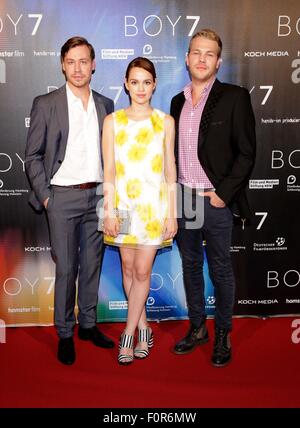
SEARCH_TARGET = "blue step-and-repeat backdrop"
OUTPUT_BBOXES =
[0,0,299,325]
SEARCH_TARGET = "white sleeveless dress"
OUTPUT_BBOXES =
[104,108,172,249]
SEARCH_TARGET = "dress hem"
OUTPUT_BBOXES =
[104,239,172,250]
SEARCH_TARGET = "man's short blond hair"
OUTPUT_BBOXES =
[188,29,223,57]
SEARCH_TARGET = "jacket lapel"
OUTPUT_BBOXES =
[54,86,106,169]
[172,92,185,125]
[93,91,106,135]
[199,79,223,145]
[172,92,185,162]
[55,85,69,147]
[92,91,107,168]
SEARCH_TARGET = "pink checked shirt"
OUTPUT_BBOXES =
[178,78,215,189]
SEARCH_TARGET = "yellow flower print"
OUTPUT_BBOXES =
[122,235,138,245]
[151,154,163,173]
[126,179,142,199]
[151,111,164,133]
[137,204,156,222]
[104,235,115,244]
[128,144,147,162]
[159,182,168,201]
[115,110,128,126]
[145,219,162,239]
[116,129,128,146]
[115,161,125,179]
[114,190,120,208]
[135,127,154,146]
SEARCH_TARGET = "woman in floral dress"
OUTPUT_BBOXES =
[102,57,177,365]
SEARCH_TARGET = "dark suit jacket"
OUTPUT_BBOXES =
[25,85,114,211]
[170,78,256,222]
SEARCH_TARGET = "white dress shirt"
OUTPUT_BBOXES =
[51,83,101,185]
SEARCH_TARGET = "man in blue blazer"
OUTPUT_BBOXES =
[25,36,115,365]
[171,29,256,367]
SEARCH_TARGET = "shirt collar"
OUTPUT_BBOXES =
[183,77,216,103]
[66,82,93,107]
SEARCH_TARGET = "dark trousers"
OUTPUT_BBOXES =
[176,192,235,330]
[47,186,103,339]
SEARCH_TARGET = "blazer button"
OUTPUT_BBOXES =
[58,160,62,164]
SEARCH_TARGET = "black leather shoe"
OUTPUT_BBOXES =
[211,328,231,367]
[57,337,75,365]
[78,325,115,348]
[173,322,209,355]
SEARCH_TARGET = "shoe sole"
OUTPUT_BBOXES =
[57,356,75,365]
[173,337,209,355]
[211,357,231,368]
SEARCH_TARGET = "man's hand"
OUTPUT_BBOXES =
[43,197,50,209]
[198,191,226,208]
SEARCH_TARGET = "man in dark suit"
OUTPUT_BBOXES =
[25,36,115,365]
[170,29,256,367]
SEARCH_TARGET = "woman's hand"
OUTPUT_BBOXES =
[103,217,120,237]
[163,218,178,241]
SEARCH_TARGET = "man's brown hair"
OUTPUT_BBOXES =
[60,36,95,62]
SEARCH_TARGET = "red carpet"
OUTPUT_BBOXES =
[0,317,299,408]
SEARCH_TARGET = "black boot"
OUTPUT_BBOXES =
[57,337,76,365]
[211,328,231,367]
[173,322,209,355]
[78,325,115,348]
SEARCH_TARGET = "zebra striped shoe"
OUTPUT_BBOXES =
[134,327,154,359]
[118,333,134,366]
